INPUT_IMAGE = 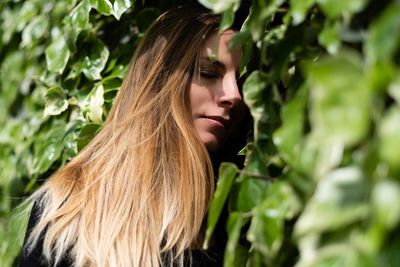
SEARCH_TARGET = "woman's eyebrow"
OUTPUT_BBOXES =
[200,57,226,71]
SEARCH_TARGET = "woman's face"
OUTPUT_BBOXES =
[189,30,244,152]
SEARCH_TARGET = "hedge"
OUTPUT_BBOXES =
[1,0,400,266]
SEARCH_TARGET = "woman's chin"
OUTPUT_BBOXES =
[199,133,225,152]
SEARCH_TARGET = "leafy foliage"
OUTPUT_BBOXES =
[1,0,400,266]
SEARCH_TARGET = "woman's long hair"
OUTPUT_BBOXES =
[25,6,221,267]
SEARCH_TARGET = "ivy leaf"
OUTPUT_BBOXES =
[295,167,368,237]
[318,20,340,54]
[63,0,91,49]
[199,0,240,13]
[204,162,238,249]
[77,123,101,151]
[306,52,370,147]
[273,85,307,167]
[378,107,400,172]
[220,7,234,32]
[224,212,248,267]
[234,177,269,212]
[33,120,66,174]
[88,84,104,123]
[21,16,48,48]
[45,27,71,74]
[372,179,400,230]
[112,0,133,20]
[289,0,315,25]
[44,87,69,116]
[315,0,367,18]
[82,38,110,81]
[247,183,286,261]
[243,71,268,141]
[366,2,400,64]
[90,0,113,16]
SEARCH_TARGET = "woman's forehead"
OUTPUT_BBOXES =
[201,30,241,66]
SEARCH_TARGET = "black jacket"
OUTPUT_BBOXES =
[19,201,226,267]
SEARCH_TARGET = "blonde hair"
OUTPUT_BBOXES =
[25,6,221,267]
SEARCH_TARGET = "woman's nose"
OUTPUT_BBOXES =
[217,74,242,108]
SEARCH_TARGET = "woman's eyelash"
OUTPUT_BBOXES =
[200,70,220,79]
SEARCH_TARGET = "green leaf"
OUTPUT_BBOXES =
[63,0,91,49]
[315,0,367,18]
[199,0,240,13]
[378,106,400,172]
[224,212,248,267]
[21,15,48,48]
[366,2,400,64]
[82,38,110,80]
[112,0,133,20]
[90,0,113,15]
[273,85,307,167]
[77,123,102,151]
[220,7,234,32]
[229,31,252,75]
[318,20,340,54]
[44,87,69,116]
[33,120,67,174]
[372,179,400,230]
[247,182,300,262]
[204,162,238,249]
[235,177,269,212]
[295,167,368,236]
[16,1,38,32]
[243,71,268,141]
[45,28,71,74]
[290,0,315,25]
[306,52,370,147]
[246,0,286,41]
[88,84,104,123]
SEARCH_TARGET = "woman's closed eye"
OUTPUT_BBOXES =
[200,69,221,80]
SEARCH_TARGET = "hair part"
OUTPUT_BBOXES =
[25,6,221,267]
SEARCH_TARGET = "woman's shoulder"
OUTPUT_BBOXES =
[19,198,73,267]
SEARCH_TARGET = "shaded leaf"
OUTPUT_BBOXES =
[82,39,110,80]
[76,123,102,151]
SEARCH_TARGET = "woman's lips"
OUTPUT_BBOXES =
[202,115,230,128]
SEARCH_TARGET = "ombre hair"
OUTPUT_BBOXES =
[24,5,224,267]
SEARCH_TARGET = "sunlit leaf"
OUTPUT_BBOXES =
[88,84,104,123]
[33,120,66,174]
[366,2,400,64]
[224,212,248,267]
[199,0,240,13]
[204,162,238,249]
[112,0,133,20]
[378,106,400,172]
[316,0,367,18]
[44,87,69,116]
[372,179,400,230]
[90,0,112,15]
[45,27,71,74]
[306,52,370,147]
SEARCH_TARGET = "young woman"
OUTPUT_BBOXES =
[20,4,248,267]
